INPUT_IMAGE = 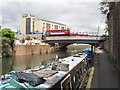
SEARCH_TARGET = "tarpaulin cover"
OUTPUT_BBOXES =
[17,72,46,86]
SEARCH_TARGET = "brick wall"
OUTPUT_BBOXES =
[107,2,120,71]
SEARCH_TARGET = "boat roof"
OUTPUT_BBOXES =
[84,48,92,51]
[30,53,87,88]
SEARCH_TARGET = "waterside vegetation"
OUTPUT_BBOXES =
[0,28,16,57]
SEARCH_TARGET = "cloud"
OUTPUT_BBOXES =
[1,1,106,34]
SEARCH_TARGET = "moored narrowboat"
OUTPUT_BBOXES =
[0,53,89,90]
[82,48,93,62]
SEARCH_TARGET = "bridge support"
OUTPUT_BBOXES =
[91,44,95,53]
[59,46,67,50]
[59,43,71,50]
[91,44,95,62]
[48,43,71,51]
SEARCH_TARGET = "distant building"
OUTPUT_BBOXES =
[16,29,21,34]
[21,13,70,34]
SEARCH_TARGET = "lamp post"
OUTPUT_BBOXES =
[2,18,4,29]
[97,26,100,37]
[95,26,100,48]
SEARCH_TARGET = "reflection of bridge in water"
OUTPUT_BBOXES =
[45,35,107,52]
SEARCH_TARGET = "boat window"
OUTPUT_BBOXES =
[63,83,71,90]
[77,70,80,79]
[61,76,71,90]
[78,53,83,55]
[72,75,76,83]
[83,65,86,72]
[72,75,75,83]
[73,55,80,57]
[75,72,79,82]
[84,60,88,70]
[81,62,85,73]
[79,68,82,76]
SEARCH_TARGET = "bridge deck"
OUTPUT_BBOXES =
[45,36,107,44]
[45,36,106,40]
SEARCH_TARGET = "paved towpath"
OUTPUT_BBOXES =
[90,49,119,89]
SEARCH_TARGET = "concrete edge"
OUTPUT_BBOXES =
[86,67,95,89]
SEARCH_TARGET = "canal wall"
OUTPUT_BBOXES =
[15,34,42,40]
[107,2,120,71]
[13,45,54,55]
[102,40,109,52]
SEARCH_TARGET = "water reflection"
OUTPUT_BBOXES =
[2,50,77,74]
[2,45,90,75]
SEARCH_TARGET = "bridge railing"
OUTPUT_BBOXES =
[45,36,107,41]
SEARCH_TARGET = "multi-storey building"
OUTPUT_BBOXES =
[21,13,70,34]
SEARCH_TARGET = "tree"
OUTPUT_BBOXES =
[2,37,11,47]
[0,28,15,57]
[25,35,31,40]
[99,0,110,33]
[0,28,16,47]
[99,1,110,15]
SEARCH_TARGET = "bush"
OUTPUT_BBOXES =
[21,38,25,43]
[0,28,15,57]
[108,54,117,68]
[25,36,30,40]
[0,28,16,46]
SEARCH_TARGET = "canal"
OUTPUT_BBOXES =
[2,44,90,75]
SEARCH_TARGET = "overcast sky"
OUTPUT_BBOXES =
[0,0,106,35]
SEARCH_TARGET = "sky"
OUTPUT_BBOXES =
[0,0,106,35]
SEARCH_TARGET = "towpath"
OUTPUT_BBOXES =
[90,49,119,89]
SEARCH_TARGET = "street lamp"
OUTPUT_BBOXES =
[97,26,100,36]
[95,26,100,47]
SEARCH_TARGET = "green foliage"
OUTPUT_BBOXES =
[0,28,15,57]
[104,25,109,32]
[99,1,110,32]
[2,37,11,47]
[108,54,117,68]
[21,38,25,43]
[25,35,31,40]
[99,1,109,15]
[0,28,16,46]
[15,37,19,40]
[33,37,38,40]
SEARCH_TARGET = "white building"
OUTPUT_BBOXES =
[21,13,70,34]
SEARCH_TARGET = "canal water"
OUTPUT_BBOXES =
[2,45,90,75]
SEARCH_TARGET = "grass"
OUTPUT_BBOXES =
[85,67,94,89]
[108,54,117,68]
[103,48,117,69]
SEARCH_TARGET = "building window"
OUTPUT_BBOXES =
[46,23,50,30]
[54,25,58,30]
[33,21,34,32]
[59,26,61,30]
[26,18,31,34]
[62,27,64,29]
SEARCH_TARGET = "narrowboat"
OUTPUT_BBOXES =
[0,53,89,90]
